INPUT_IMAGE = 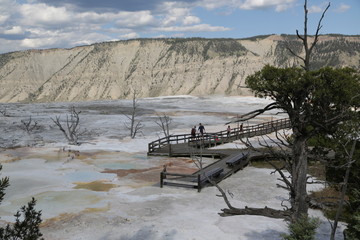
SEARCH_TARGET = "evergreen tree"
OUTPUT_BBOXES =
[246,66,360,221]
[0,164,43,240]
[345,189,360,239]
[281,215,319,240]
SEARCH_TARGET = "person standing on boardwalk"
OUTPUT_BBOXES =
[191,126,196,139]
[227,125,231,138]
[198,123,205,137]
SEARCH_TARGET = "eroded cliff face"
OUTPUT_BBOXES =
[0,35,359,103]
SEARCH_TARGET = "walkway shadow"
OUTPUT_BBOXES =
[244,229,284,240]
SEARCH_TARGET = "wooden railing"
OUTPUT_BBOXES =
[160,168,223,192]
[148,118,291,154]
[160,171,202,192]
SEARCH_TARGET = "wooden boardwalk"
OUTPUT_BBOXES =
[148,118,291,192]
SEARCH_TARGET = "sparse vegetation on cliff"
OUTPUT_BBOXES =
[0,35,359,103]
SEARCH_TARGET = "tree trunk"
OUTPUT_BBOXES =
[330,140,357,240]
[220,206,292,219]
[291,135,309,221]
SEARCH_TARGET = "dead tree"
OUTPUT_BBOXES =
[0,106,10,117]
[51,106,84,145]
[189,142,205,171]
[216,129,294,219]
[155,113,173,155]
[124,90,144,139]
[220,2,360,225]
[19,116,40,134]
[223,0,333,222]
[155,113,172,138]
[286,0,330,71]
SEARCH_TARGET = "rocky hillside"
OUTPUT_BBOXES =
[0,35,359,103]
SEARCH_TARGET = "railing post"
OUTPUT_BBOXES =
[160,165,167,188]
[160,172,164,188]
[167,136,172,157]
[148,143,152,154]
[197,174,201,192]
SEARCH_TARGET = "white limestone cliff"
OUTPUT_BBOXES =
[0,35,359,103]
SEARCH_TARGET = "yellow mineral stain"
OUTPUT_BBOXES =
[41,212,77,227]
[1,156,21,163]
[41,205,110,227]
[73,180,117,192]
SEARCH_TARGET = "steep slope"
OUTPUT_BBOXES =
[0,35,359,103]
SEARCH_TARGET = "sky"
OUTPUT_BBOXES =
[0,0,359,54]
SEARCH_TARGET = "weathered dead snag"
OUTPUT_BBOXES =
[220,206,292,219]
[155,113,172,138]
[19,116,40,134]
[124,90,144,139]
[51,106,85,145]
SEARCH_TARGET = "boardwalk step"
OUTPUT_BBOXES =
[199,167,224,183]
[226,153,248,167]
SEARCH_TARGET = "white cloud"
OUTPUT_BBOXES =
[183,16,201,25]
[275,4,291,12]
[116,11,156,28]
[76,11,115,23]
[171,33,185,38]
[120,32,139,39]
[199,0,296,11]
[71,32,113,46]
[308,2,334,14]
[20,37,58,48]
[239,0,296,10]
[308,5,323,13]
[162,7,192,26]
[4,26,24,34]
[0,0,17,24]
[20,3,73,26]
[154,34,167,38]
[0,15,9,24]
[154,24,230,32]
[159,3,202,28]
[0,39,21,53]
[1,0,307,53]
[198,0,227,10]
[335,3,350,13]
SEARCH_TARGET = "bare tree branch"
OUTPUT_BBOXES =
[124,89,144,139]
[287,0,331,71]
[19,116,40,134]
[155,113,172,138]
[225,102,279,124]
[51,106,85,145]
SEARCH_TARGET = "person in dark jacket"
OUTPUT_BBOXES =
[198,123,205,136]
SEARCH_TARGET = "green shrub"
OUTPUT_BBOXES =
[281,215,320,240]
